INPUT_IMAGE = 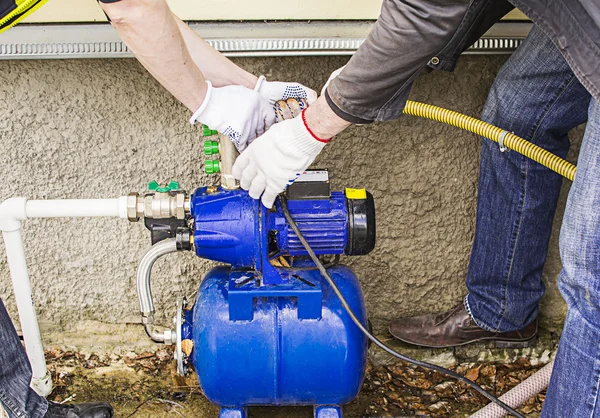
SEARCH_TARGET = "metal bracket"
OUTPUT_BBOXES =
[498,130,510,153]
[175,299,187,376]
[228,271,323,321]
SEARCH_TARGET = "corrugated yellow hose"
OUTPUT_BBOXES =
[403,101,577,181]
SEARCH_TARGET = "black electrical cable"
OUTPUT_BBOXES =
[279,196,525,418]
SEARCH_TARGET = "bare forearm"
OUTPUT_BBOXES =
[100,0,207,112]
[304,96,351,139]
[174,17,258,89]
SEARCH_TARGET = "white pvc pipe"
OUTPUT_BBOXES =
[26,197,128,219]
[470,359,554,418]
[2,229,52,396]
[0,196,129,397]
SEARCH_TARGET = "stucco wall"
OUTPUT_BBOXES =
[0,55,581,345]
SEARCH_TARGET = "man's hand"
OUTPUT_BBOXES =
[254,76,318,106]
[191,81,275,151]
[232,110,329,208]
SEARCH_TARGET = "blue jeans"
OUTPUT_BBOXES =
[0,298,48,418]
[545,99,600,416]
[465,26,600,416]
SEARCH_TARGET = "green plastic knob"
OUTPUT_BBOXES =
[205,160,220,174]
[148,180,180,193]
[166,181,180,191]
[202,125,219,136]
[148,180,159,191]
[204,140,220,155]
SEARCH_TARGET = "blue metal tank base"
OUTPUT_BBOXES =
[219,407,248,418]
[218,405,342,418]
[191,264,368,410]
[314,405,343,418]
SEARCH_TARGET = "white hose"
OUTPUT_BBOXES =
[470,359,554,417]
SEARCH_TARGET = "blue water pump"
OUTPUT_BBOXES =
[178,173,376,418]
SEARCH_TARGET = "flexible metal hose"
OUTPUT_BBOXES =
[136,239,179,343]
[403,101,576,181]
[137,239,178,317]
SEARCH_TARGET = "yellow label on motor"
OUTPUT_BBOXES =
[345,188,367,199]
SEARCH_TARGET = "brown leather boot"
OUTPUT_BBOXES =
[389,303,537,348]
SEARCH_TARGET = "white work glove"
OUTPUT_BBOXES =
[254,75,318,106]
[190,81,275,151]
[232,111,329,208]
[321,65,346,96]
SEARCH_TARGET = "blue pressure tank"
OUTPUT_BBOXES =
[192,265,368,411]
[185,176,376,418]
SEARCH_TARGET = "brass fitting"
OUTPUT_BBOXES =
[126,192,190,222]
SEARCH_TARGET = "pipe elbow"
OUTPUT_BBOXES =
[0,198,28,232]
[144,323,175,345]
[144,323,164,342]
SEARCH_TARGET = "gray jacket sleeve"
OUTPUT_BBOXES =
[326,0,471,123]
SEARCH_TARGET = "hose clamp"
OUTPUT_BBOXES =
[498,131,509,153]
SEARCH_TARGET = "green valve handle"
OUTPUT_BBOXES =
[148,180,180,193]
[148,180,159,191]
[205,160,220,174]
[204,140,220,155]
[202,125,219,137]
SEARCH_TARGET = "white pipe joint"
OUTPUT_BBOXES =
[0,198,27,232]
[0,195,130,398]
[32,372,53,398]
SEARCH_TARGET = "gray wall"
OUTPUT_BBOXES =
[0,55,580,344]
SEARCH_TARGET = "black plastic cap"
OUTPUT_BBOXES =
[345,191,376,255]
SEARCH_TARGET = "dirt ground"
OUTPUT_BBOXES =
[45,347,546,418]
